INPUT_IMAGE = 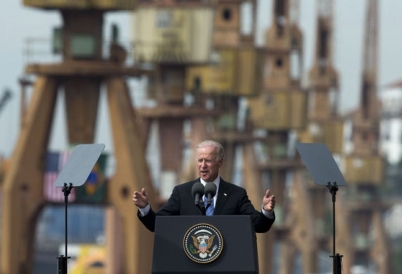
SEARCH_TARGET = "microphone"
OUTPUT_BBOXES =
[191,182,204,207]
[204,183,217,207]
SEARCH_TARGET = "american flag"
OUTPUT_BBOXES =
[44,151,76,202]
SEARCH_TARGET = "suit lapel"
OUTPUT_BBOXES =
[214,179,230,215]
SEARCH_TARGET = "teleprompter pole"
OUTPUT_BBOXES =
[327,182,343,274]
[57,183,73,274]
[53,144,105,273]
[296,143,347,274]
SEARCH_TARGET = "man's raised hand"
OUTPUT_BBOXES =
[262,189,275,212]
[133,188,149,209]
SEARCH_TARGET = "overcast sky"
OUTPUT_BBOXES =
[1,0,402,157]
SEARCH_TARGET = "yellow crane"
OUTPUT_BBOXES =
[341,0,391,273]
[0,0,158,273]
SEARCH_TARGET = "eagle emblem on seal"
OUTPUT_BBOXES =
[192,234,217,258]
[183,224,223,263]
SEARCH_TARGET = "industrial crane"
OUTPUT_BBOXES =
[0,1,158,273]
[0,89,12,183]
[342,0,391,273]
[0,89,11,115]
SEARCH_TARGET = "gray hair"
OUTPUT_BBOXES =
[197,140,225,161]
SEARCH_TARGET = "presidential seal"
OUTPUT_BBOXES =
[183,223,224,263]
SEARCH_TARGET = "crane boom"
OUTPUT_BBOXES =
[0,90,12,115]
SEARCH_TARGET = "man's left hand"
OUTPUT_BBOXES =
[262,189,275,212]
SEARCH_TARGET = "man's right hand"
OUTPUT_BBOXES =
[133,188,149,209]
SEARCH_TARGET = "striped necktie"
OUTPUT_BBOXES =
[204,196,214,216]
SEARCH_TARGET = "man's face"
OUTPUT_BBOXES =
[197,146,222,182]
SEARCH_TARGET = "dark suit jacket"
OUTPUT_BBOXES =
[138,178,275,233]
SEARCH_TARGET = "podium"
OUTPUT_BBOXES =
[152,215,259,274]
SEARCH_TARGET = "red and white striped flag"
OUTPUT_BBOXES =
[44,151,76,203]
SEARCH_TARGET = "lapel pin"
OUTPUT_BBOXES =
[224,193,227,196]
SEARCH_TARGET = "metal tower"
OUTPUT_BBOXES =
[0,1,157,273]
[342,0,391,273]
[246,0,308,273]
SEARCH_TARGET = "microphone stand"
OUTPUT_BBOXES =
[195,199,206,215]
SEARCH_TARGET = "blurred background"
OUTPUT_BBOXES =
[0,0,402,273]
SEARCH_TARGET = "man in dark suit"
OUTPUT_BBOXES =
[133,140,275,233]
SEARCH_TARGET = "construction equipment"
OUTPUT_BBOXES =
[1,1,392,273]
[341,1,391,273]
[0,89,12,115]
[0,1,159,273]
